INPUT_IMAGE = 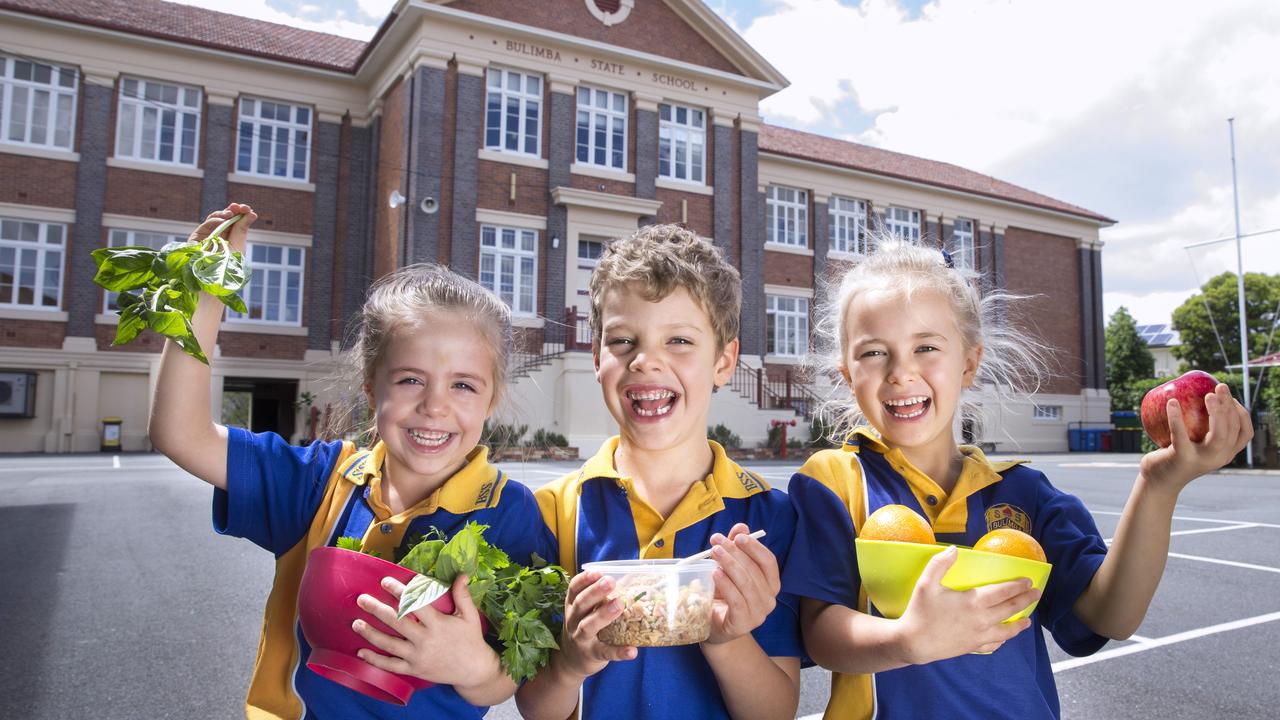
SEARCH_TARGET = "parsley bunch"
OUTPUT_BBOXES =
[90,214,249,364]
[379,522,568,684]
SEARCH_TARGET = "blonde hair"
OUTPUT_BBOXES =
[588,224,741,349]
[810,233,1049,444]
[331,263,512,442]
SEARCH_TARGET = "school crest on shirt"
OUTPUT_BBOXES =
[736,470,763,494]
[985,503,1032,534]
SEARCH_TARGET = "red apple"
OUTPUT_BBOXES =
[1140,370,1220,448]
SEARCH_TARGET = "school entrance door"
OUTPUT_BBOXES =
[222,378,298,439]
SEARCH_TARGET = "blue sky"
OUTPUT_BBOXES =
[169,0,1280,327]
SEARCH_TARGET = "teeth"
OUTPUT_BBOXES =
[408,429,450,446]
[634,402,674,417]
[885,396,929,407]
[626,389,676,400]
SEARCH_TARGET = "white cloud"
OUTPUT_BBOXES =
[166,0,383,40]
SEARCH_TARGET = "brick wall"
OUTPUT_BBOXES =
[763,249,813,288]
[452,0,739,74]
[0,320,66,349]
[95,324,165,353]
[1003,227,1082,395]
[569,173,634,197]
[219,332,308,360]
[104,168,203,221]
[654,187,712,236]
[477,160,549,216]
[374,77,408,278]
[0,155,76,208]
[226,182,314,235]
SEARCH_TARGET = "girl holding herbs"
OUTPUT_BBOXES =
[149,203,558,719]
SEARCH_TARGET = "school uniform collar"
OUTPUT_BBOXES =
[843,427,1025,531]
[336,441,502,519]
[580,436,770,498]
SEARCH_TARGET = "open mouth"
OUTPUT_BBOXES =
[884,396,930,419]
[406,428,453,451]
[626,387,679,418]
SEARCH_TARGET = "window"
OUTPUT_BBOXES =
[658,103,705,184]
[0,54,77,150]
[0,217,64,309]
[576,86,626,170]
[1033,405,1062,421]
[577,238,605,266]
[227,243,305,325]
[766,185,808,247]
[766,295,809,357]
[479,225,538,316]
[829,196,868,254]
[952,218,975,270]
[236,98,311,181]
[485,68,542,156]
[884,206,920,241]
[116,77,201,166]
[103,229,184,311]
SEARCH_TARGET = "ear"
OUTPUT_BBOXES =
[713,337,740,388]
[838,361,851,386]
[362,381,376,411]
[962,344,984,387]
[592,343,602,382]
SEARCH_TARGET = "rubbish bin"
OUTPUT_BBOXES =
[1111,411,1141,429]
[1068,428,1083,452]
[1100,431,1112,452]
[101,417,123,452]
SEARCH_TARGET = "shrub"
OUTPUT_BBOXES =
[532,428,569,447]
[708,423,742,449]
[483,422,528,450]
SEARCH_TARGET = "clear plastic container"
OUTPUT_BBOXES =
[582,558,717,647]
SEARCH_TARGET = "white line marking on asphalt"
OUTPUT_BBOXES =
[1168,523,1259,537]
[113,455,121,469]
[1057,462,1140,468]
[1051,610,1280,673]
[1092,510,1280,529]
[1165,552,1280,574]
[1128,634,1152,643]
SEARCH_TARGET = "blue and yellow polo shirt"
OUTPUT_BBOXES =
[214,427,555,720]
[782,428,1109,720]
[535,436,804,720]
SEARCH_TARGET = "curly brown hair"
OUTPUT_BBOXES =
[588,224,741,350]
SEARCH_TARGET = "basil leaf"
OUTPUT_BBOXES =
[113,305,147,345]
[192,251,249,295]
[92,247,160,292]
[397,574,450,621]
[218,292,248,315]
[161,244,202,278]
[114,291,142,311]
[170,333,209,364]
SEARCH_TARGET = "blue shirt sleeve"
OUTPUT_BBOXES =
[749,490,804,659]
[781,472,860,609]
[1034,476,1109,657]
[212,427,347,556]
[478,475,561,569]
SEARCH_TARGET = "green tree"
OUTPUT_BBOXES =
[1104,306,1155,411]
[1171,271,1280,373]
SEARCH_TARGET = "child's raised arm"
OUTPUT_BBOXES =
[1074,385,1252,639]
[148,203,257,490]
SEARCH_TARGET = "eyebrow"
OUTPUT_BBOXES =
[854,332,948,345]
[602,320,707,334]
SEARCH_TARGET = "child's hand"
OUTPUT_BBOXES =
[352,574,498,689]
[896,546,1040,662]
[187,202,256,254]
[1139,384,1253,496]
[704,523,780,644]
[554,570,636,680]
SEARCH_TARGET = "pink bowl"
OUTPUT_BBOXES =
[298,546,456,705]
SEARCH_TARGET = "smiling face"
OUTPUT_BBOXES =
[364,312,496,494]
[841,287,982,461]
[595,283,738,454]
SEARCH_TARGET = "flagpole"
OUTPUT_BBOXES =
[1228,118,1253,467]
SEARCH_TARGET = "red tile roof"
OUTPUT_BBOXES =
[760,124,1114,225]
[0,0,369,72]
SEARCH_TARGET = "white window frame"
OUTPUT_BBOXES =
[1033,405,1062,421]
[0,54,77,150]
[658,103,706,184]
[766,185,808,248]
[829,196,869,254]
[952,218,975,270]
[576,86,627,171]
[103,229,184,312]
[0,216,65,310]
[115,76,202,167]
[236,97,312,182]
[227,242,306,326]
[884,206,921,241]
[766,294,810,357]
[485,67,542,157]
[479,225,538,317]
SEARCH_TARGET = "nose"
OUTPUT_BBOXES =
[628,344,665,374]
[416,383,449,417]
[886,354,917,385]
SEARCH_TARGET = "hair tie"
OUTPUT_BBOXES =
[940,249,955,269]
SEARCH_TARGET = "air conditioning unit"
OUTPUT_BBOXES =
[0,372,36,418]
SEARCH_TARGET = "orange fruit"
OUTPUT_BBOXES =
[973,528,1046,562]
[861,504,935,544]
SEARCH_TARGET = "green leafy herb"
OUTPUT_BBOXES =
[335,536,364,552]
[395,522,569,684]
[91,214,250,364]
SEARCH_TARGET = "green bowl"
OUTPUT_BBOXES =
[854,539,1051,622]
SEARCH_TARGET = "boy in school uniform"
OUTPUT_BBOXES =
[516,225,803,720]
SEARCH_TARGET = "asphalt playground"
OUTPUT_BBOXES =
[0,452,1275,718]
